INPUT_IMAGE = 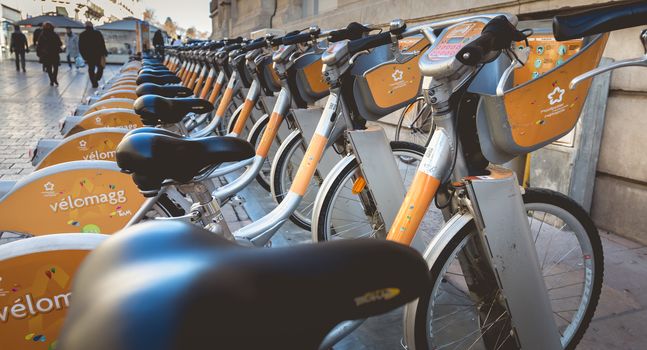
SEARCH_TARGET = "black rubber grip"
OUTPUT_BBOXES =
[241,38,267,52]
[553,0,647,41]
[456,15,526,66]
[456,31,497,66]
[225,37,244,44]
[328,22,372,42]
[282,30,319,45]
[270,30,299,46]
[223,43,242,52]
[348,32,392,55]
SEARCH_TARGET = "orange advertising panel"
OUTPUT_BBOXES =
[0,167,147,235]
[98,90,138,101]
[503,34,608,148]
[364,37,429,109]
[66,111,142,137]
[303,58,327,95]
[0,250,90,350]
[82,99,134,116]
[35,131,126,170]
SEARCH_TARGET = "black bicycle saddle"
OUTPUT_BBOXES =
[138,68,174,76]
[59,221,431,350]
[135,83,193,98]
[133,95,213,125]
[116,132,254,194]
[136,73,181,85]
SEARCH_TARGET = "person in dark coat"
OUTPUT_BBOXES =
[32,27,46,72]
[79,21,108,88]
[37,22,63,86]
[10,25,29,72]
[153,29,164,57]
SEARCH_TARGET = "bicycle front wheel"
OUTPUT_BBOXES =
[410,188,603,350]
[313,141,428,241]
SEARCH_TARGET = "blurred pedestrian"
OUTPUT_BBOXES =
[171,35,182,46]
[10,25,28,72]
[65,27,80,69]
[37,22,62,86]
[153,29,164,57]
[33,27,46,72]
[79,21,107,88]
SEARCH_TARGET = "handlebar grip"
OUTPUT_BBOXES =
[348,32,392,55]
[553,0,647,41]
[223,43,242,52]
[456,15,525,66]
[456,31,497,66]
[282,31,318,45]
[225,37,244,44]
[242,38,267,52]
[328,22,372,42]
[269,30,300,46]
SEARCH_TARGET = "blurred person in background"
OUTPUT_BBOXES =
[37,22,63,86]
[65,27,80,69]
[10,25,28,72]
[79,21,108,88]
[153,29,164,57]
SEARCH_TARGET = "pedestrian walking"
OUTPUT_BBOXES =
[37,22,63,86]
[65,27,80,69]
[33,27,47,72]
[79,21,108,88]
[9,25,28,72]
[153,29,164,57]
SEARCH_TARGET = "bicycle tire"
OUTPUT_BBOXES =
[411,188,603,350]
[395,96,434,148]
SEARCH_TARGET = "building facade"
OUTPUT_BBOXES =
[210,0,647,244]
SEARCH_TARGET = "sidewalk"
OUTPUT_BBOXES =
[0,59,645,349]
[0,60,120,179]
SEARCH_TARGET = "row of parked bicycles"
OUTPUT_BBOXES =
[1,1,647,349]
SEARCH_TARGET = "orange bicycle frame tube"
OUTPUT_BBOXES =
[199,68,217,99]
[193,66,209,95]
[386,171,441,245]
[208,72,226,105]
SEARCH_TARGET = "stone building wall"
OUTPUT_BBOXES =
[210,0,647,244]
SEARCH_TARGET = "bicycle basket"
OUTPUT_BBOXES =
[476,31,609,164]
[352,35,430,121]
[257,55,281,95]
[294,51,329,104]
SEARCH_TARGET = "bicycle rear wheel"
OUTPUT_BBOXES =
[410,188,603,350]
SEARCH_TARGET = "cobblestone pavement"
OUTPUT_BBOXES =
[0,60,121,179]
[0,59,646,349]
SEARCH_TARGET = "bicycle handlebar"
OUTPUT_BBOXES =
[241,38,267,52]
[347,32,392,55]
[456,15,526,66]
[282,29,321,45]
[328,22,373,42]
[269,30,300,46]
[554,0,647,41]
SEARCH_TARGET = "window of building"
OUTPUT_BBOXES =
[303,0,337,17]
